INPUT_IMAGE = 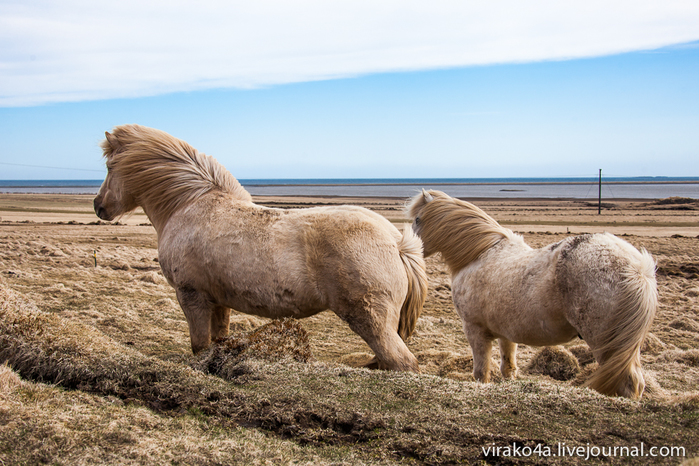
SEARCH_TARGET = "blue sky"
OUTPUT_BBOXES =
[1,1,698,180]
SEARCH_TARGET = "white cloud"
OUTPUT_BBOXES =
[2,0,699,106]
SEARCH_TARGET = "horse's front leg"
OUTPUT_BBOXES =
[498,338,518,379]
[175,287,218,354]
[464,324,494,383]
[210,305,231,341]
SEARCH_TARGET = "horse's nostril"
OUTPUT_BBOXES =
[95,205,108,220]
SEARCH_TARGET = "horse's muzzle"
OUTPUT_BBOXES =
[93,197,111,221]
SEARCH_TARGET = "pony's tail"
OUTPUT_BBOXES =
[396,224,428,341]
[585,248,658,399]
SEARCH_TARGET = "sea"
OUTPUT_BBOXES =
[0,178,698,200]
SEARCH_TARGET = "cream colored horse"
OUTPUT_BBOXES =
[408,190,657,398]
[94,124,427,371]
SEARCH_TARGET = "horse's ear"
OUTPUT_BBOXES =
[422,189,433,203]
[104,131,121,151]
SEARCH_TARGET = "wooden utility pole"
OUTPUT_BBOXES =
[598,169,602,215]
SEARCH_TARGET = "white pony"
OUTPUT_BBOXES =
[408,190,657,398]
[94,124,427,371]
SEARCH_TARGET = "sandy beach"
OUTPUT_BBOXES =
[1,192,698,235]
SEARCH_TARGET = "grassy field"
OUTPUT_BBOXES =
[1,194,698,465]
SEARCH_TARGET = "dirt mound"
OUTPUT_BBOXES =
[415,349,482,381]
[571,363,598,387]
[192,319,313,381]
[651,197,698,205]
[568,344,595,366]
[525,346,580,381]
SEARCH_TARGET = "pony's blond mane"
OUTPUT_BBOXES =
[407,190,515,273]
[102,124,252,223]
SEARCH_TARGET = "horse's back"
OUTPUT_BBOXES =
[292,205,409,306]
[296,204,402,243]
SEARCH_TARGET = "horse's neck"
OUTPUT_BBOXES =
[471,236,536,265]
[139,202,169,236]
[434,229,504,274]
[147,190,258,235]
[140,185,252,234]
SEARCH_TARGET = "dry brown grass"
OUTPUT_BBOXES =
[1,194,698,464]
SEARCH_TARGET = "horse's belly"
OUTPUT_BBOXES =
[218,288,325,320]
[453,269,578,346]
[507,321,579,346]
[230,301,325,320]
[484,300,579,344]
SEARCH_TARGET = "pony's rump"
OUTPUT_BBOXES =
[583,240,658,398]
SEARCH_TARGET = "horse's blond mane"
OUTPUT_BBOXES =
[102,124,252,222]
[407,190,515,273]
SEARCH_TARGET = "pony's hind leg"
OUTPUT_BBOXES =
[498,338,518,379]
[587,345,647,399]
[335,304,419,372]
[367,330,419,372]
[175,287,216,354]
[617,360,646,399]
[464,325,494,383]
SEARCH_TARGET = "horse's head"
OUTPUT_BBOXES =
[406,189,513,271]
[407,189,435,255]
[93,131,138,221]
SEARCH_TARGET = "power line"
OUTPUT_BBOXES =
[0,162,104,173]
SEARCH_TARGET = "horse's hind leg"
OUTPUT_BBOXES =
[365,329,419,372]
[464,325,494,383]
[336,305,419,372]
[175,287,216,354]
[588,344,646,399]
[498,338,518,379]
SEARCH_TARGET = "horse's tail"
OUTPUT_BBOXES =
[585,247,657,399]
[396,224,428,341]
